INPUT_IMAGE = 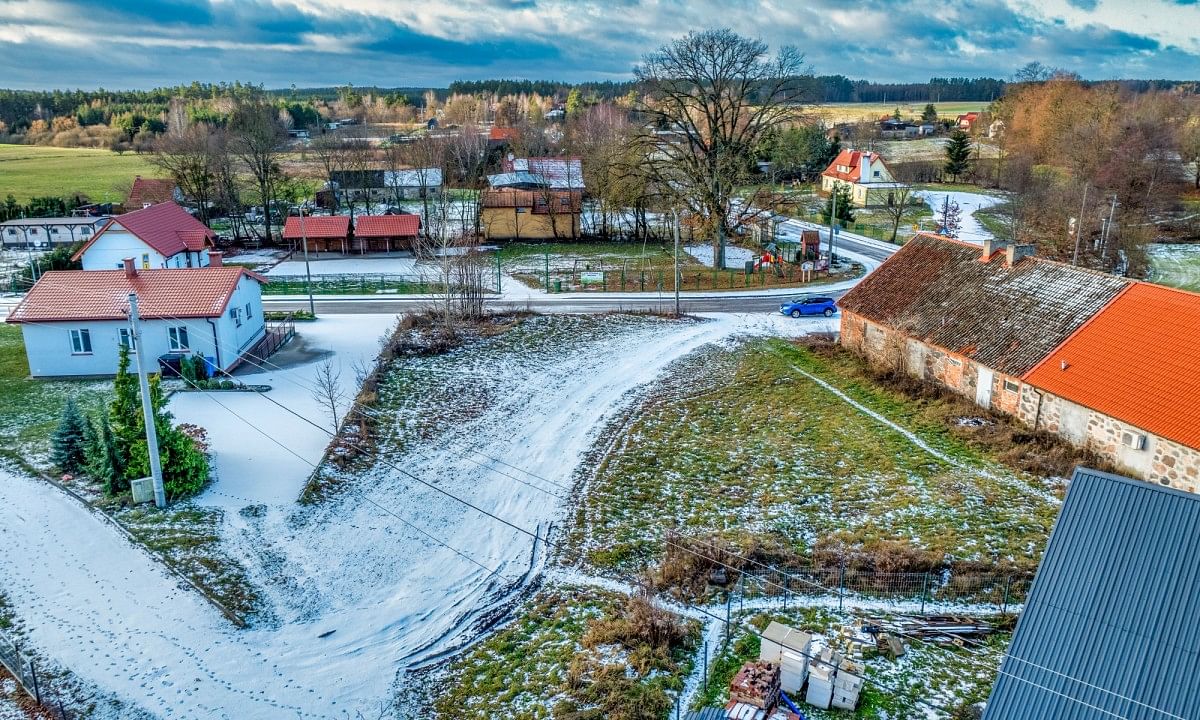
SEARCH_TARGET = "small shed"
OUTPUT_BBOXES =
[282,215,351,253]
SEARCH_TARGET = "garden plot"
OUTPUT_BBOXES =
[913,189,1004,245]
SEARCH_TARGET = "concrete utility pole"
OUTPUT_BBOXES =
[1072,183,1089,266]
[298,208,316,317]
[828,185,838,269]
[127,293,166,509]
[672,209,681,316]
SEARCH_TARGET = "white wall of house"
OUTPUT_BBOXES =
[17,278,264,377]
[80,228,210,271]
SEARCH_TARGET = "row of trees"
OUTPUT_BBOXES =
[51,347,209,501]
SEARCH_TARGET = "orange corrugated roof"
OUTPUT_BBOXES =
[1024,283,1200,450]
[282,215,350,240]
[4,268,265,324]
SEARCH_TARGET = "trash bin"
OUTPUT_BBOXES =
[744,260,755,276]
[554,279,563,292]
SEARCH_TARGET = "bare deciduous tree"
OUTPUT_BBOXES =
[150,124,221,226]
[311,358,348,433]
[635,28,811,267]
[228,100,288,244]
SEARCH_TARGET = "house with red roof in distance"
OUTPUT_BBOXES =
[956,112,980,131]
[838,231,1200,490]
[125,176,182,210]
[819,149,907,207]
[281,215,351,254]
[488,126,520,147]
[72,201,215,271]
[5,254,268,377]
[354,214,420,253]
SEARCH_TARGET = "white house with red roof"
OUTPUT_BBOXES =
[820,149,907,207]
[72,202,216,271]
[5,255,267,377]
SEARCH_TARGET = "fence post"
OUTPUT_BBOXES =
[544,252,550,292]
[838,561,845,612]
[1002,576,1012,615]
[920,573,929,615]
[725,593,731,649]
[703,640,708,694]
[739,572,744,613]
[29,660,40,703]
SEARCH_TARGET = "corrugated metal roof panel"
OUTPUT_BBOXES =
[983,467,1200,719]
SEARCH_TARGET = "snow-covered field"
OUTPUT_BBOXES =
[915,190,1003,244]
[0,311,832,718]
[1149,243,1200,291]
[265,256,433,278]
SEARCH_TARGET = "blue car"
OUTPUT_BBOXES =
[780,296,837,318]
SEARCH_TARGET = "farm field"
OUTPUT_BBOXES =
[0,144,162,203]
[796,101,989,125]
[1149,243,1200,291]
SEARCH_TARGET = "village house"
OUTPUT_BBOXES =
[125,176,182,210]
[985,467,1200,719]
[956,112,980,131]
[0,215,110,249]
[384,168,443,200]
[819,149,907,207]
[281,215,351,253]
[482,157,584,240]
[5,256,267,377]
[72,201,215,271]
[353,214,421,253]
[837,232,1200,489]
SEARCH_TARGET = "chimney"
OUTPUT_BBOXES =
[1005,244,1035,267]
[207,250,223,267]
[980,238,1007,260]
[858,153,870,181]
[122,257,137,278]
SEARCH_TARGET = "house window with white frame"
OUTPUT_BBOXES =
[70,329,92,354]
[230,307,242,327]
[244,302,252,319]
[168,326,189,351]
[118,328,137,353]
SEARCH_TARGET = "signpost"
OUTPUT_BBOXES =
[580,271,605,286]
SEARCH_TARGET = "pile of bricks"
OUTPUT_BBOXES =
[729,661,781,710]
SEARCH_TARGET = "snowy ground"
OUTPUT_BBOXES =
[1149,242,1200,291]
[264,256,434,279]
[0,311,833,718]
[914,190,1003,245]
[684,244,756,269]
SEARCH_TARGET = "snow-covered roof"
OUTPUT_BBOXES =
[501,157,584,189]
[385,169,443,188]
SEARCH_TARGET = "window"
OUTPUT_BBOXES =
[4,229,14,236]
[168,326,189,351]
[142,253,150,270]
[29,228,37,235]
[230,307,242,327]
[948,358,963,367]
[50,227,60,235]
[244,302,252,319]
[81,227,91,236]
[70,329,92,354]
[1004,379,1020,393]
[118,328,137,352]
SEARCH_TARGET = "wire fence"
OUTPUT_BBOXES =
[259,272,500,296]
[0,629,72,719]
[733,562,1033,615]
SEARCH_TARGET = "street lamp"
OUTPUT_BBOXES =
[298,206,316,317]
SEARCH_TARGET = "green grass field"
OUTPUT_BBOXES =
[0,144,162,203]
[1149,243,1200,291]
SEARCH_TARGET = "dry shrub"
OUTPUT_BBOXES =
[582,592,690,657]
[653,533,798,600]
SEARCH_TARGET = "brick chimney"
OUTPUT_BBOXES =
[981,238,1007,261]
[122,257,137,278]
[207,250,223,267]
[1005,243,1035,268]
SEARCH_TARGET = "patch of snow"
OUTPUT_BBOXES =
[914,190,1004,245]
[684,244,756,269]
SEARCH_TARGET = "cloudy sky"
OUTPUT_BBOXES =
[0,0,1196,90]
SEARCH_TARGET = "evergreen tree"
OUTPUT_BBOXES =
[944,129,973,182]
[50,398,89,474]
[921,103,938,123]
[821,183,856,226]
[91,414,127,496]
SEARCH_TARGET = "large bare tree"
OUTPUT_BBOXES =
[635,28,810,267]
[228,100,288,244]
[150,124,221,226]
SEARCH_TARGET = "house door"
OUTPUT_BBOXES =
[975,367,994,410]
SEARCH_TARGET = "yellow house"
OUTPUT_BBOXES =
[820,149,908,207]
[481,190,581,240]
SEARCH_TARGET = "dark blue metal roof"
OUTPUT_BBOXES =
[984,467,1200,720]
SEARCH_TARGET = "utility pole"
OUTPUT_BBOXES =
[1101,195,1118,252]
[127,293,166,509]
[828,184,838,270]
[1071,182,1089,266]
[298,208,316,317]
[672,209,681,316]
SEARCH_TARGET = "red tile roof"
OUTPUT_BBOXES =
[355,214,420,238]
[5,267,266,324]
[126,176,178,208]
[71,202,215,262]
[489,126,519,142]
[282,215,351,240]
[1023,283,1200,450]
[821,149,886,184]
